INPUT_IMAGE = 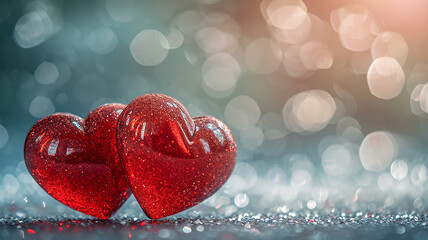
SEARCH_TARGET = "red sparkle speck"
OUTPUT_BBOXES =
[27,229,36,234]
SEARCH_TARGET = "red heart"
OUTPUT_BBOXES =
[117,94,236,219]
[24,104,131,219]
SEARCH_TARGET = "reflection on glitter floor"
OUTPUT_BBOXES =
[1,214,428,240]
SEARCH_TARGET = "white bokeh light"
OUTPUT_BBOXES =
[234,193,249,208]
[322,144,352,177]
[331,5,377,52]
[371,31,408,66]
[202,53,241,78]
[14,11,53,48]
[29,96,55,118]
[262,0,312,44]
[283,90,336,132]
[300,42,334,70]
[359,131,396,172]
[367,57,405,99]
[130,30,169,66]
[390,160,408,180]
[34,61,59,85]
[86,27,118,54]
[240,126,264,149]
[203,67,237,92]
[195,27,235,53]
[224,95,261,130]
[166,28,184,49]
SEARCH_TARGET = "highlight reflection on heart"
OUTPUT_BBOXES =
[117,94,236,219]
[24,104,131,219]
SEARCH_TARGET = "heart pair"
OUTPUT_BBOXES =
[24,94,236,219]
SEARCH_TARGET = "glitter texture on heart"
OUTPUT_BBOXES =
[24,104,131,219]
[117,94,236,219]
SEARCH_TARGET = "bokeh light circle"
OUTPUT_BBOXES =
[367,57,405,99]
[130,30,169,66]
[224,95,261,130]
[359,131,396,172]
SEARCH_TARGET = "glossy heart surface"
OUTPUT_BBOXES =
[24,104,131,219]
[117,94,236,219]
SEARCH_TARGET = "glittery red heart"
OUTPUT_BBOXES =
[24,104,131,219]
[117,94,236,219]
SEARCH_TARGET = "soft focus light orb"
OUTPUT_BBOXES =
[182,226,191,234]
[234,162,258,190]
[410,84,425,116]
[262,0,312,44]
[307,200,316,210]
[224,95,261,130]
[322,145,352,177]
[34,61,59,85]
[300,42,334,70]
[176,11,206,35]
[195,27,234,53]
[105,0,135,22]
[410,164,427,185]
[159,229,170,238]
[203,67,237,91]
[224,162,258,195]
[202,81,236,99]
[4,174,19,195]
[245,38,282,74]
[331,5,376,52]
[371,32,408,66]
[268,5,308,30]
[390,160,408,180]
[29,96,55,118]
[202,53,241,78]
[367,57,405,99]
[266,167,287,183]
[240,126,264,149]
[259,112,288,140]
[295,90,336,131]
[418,83,428,113]
[0,124,8,149]
[130,30,169,66]
[14,11,52,48]
[234,193,249,208]
[336,117,361,134]
[291,169,311,188]
[86,27,118,54]
[284,90,336,133]
[282,44,308,78]
[166,28,184,49]
[359,131,396,172]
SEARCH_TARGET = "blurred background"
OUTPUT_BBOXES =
[2,0,428,219]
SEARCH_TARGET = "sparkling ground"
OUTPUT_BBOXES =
[1,213,428,240]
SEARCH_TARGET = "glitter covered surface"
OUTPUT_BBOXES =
[24,104,131,219]
[1,213,428,240]
[117,94,236,219]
